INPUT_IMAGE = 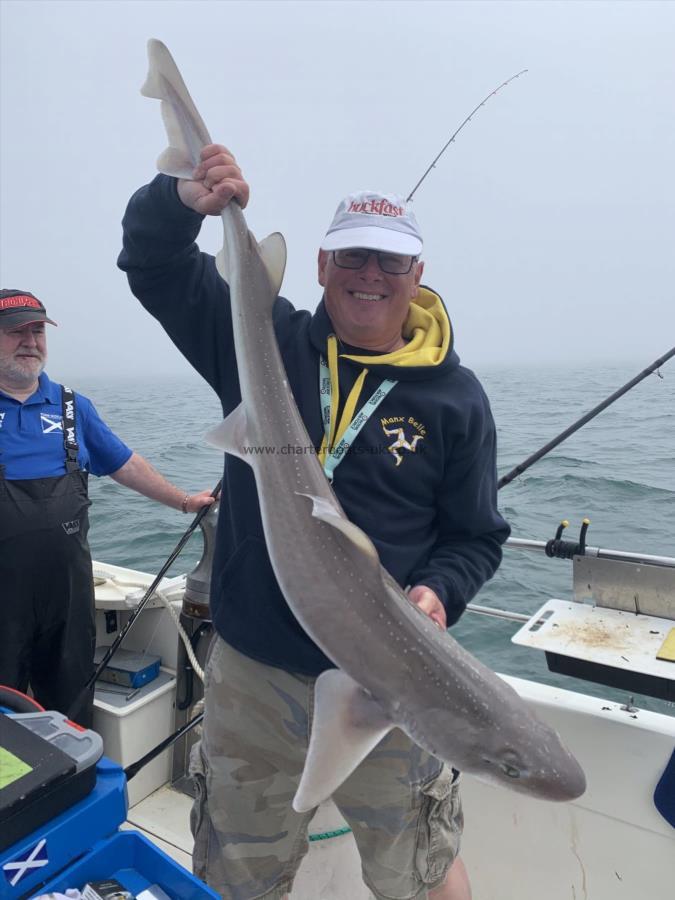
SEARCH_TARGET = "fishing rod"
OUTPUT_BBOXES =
[406,69,528,202]
[125,710,204,781]
[498,346,675,489]
[67,479,222,720]
[406,75,673,489]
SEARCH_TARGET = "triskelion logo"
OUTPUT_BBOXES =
[381,416,426,466]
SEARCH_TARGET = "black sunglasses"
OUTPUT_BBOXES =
[332,248,417,275]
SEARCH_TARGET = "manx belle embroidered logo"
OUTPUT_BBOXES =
[62,520,80,535]
[381,416,427,467]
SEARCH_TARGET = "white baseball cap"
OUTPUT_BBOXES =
[320,191,423,256]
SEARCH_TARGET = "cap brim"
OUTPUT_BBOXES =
[0,312,57,329]
[321,226,422,256]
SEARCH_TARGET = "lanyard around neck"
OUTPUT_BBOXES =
[318,336,397,482]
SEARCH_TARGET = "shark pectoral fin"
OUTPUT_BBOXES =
[293,669,394,813]
[204,403,251,462]
[257,233,287,295]
[295,493,379,563]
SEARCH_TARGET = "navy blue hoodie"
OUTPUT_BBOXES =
[118,175,510,675]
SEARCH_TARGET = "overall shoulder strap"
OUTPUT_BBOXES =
[61,386,80,473]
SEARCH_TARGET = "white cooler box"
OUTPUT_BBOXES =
[93,668,177,807]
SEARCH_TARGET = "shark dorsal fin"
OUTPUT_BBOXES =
[258,232,287,296]
[296,492,379,563]
[215,230,286,292]
[293,669,394,813]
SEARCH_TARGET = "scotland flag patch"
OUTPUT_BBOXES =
[3,838,49,886]
[41,413,63,433]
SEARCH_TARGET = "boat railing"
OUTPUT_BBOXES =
[468,535,675,703]
[466,536,675,624]
[505,537,675,568]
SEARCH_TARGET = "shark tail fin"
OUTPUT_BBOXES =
[155,146,196,180]
[205,403,251,463]
[140,39,171,100]
[293,669,394,813]
[141,39,212,179]
[141,40,207,130]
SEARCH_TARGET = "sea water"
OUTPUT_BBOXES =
[78,362,675,715]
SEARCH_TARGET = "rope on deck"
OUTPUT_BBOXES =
[309,826,353,842]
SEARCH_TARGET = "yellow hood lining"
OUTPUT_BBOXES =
[339,287,451,368]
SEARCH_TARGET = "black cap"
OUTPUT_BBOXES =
[0,289,57,329]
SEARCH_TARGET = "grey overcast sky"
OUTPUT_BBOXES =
[1,0,673,378]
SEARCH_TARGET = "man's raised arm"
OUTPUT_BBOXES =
[117,145,250,408]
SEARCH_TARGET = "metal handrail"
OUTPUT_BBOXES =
[464,537,675,623]
[505,537,675,569]
[465,603,530,623]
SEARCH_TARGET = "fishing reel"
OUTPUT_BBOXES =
[182,500,219,619]
[545,519,590,559]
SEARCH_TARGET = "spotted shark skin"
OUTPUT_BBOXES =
[141,38,586,813]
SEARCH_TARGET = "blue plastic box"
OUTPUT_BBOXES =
[1,758,126,899]
[34,831,219,899]
[93,648,161,690]
[1,756,215,900]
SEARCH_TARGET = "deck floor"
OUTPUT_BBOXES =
[126,786,194,870]
[127,786,371,898]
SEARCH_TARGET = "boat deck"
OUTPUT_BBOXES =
[125,672,675,899]
[94,559,675,899]
[127,787,371,899]
[125,787,193,871]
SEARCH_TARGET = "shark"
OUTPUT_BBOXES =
[141,38,586,813]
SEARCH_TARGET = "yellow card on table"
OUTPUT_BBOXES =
[656,627,675,663]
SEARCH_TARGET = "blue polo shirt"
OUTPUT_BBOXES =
[0,373,132,480]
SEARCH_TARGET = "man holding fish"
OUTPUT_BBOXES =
[120,139,514,899]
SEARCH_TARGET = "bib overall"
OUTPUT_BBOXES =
[0,387,95,725]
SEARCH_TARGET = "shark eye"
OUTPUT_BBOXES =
[500,762,521,779]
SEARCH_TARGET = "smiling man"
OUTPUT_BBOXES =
[119,146,510,900]
[0,289,215,725]
[318,192,424,353]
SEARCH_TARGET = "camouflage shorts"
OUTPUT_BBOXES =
[190,637,463,900]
